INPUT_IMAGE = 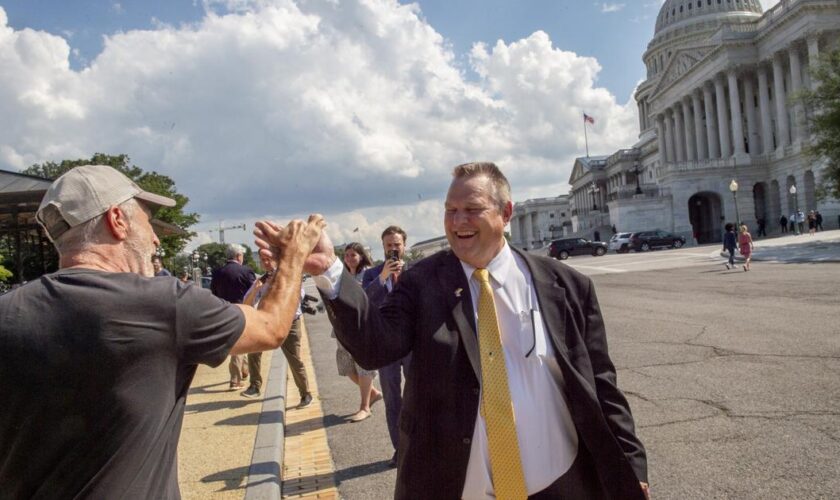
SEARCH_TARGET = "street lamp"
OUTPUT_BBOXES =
[789,185,799,235]
[729,179,741,230]
[589,184,600,210]
[632,163,643,195]
[191,250,201,282]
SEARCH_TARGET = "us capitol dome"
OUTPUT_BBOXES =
[543,0,840,252]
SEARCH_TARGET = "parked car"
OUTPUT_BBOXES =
[629,230,686,252]
[608,232,634,253]
[548,238,608,260]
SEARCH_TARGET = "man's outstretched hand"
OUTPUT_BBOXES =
[253,214,336,275]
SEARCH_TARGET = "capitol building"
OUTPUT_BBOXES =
[513,0,840,248]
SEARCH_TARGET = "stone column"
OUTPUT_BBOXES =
[743,74,758,155]
[789,46,805,142]
[664,109,675,163]
[524,213,534,247]
[681,98,696,161]
[656,115,668,163]
[692,90,707,160]
[772,53,790,150]
[638,101,644,131]
[727,71,746,157]
[674,104,686,162]
[703,83,720,159]
[758,65,774,154]
[807,36,820,90]
[715,75,731,157]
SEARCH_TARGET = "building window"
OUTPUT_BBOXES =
[561,212,566,217]
[550,213,555,218]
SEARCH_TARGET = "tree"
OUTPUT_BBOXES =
[402,248,426,264]
[0,263,12,283]
[798,49,840,200]
[22,153,199,258]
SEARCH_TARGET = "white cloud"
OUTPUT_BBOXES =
[600,3,626,13]
[0,1,638,252]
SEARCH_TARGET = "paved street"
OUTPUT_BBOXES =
[301,238,840,499]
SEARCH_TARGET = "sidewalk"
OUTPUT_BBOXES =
[179,318,338,499]
[713,228,840,263]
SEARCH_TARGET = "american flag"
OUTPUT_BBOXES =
[583,113,595,124]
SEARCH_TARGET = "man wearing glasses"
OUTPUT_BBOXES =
[292,162,648,499]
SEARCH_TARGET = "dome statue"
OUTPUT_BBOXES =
[655,0,764,37]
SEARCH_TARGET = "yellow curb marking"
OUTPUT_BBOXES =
[282,319,338,499]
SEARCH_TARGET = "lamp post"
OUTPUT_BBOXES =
[789,185,799,235]
[191,250,201,282]
[729,179,741,230]
[589,184,600,211]
[633,163,643,195]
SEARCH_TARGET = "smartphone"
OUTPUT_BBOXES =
[388,250,400,261]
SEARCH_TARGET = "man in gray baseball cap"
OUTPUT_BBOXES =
[0,165,326,498]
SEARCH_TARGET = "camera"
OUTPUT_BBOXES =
[388,250,400,261]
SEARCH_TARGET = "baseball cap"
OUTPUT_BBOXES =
[36,165,176,241]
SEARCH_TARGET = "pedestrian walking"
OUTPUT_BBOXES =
[739,224,754,272]
[815,211,823,231]
[807,211,817,236]
[333,242,383,422]
[212,244,256,390]
[723,223,737,270]
[757,217,766,237]
[779,214,788,233]
[0,165,321,498]
[797,210,805,234]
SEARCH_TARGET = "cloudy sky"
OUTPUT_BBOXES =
[0,0,779,256]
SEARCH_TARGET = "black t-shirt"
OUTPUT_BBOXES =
[0,268,245,499]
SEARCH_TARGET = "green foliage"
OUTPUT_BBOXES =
[798,49,840,200]
[0,263,12,282]
[21,153,199,258]
[402,248,425,264]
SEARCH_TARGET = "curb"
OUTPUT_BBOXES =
[244,350,289,500]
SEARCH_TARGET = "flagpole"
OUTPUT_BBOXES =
[583,117,590,158]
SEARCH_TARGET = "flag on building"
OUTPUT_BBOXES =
[583,113,595,124]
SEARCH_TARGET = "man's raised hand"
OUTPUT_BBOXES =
[253,214,325,268]
[253,214,335,275]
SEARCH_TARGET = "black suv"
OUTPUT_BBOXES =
[629,230,686,252]
[548,238,608,260]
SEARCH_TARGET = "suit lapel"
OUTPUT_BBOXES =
[513,248,569,361]
[438,252,482,385]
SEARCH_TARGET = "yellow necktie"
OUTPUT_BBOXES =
[473,268,528,499]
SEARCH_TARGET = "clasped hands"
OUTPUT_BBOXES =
[253,214,336,276]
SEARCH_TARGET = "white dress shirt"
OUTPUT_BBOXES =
[314,244,578,498]
[459,243,577,499]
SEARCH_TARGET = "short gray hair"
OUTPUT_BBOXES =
[53,198,141,256]
[225,244,245,260]
[452,162,511,211]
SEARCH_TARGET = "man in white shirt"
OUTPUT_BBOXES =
[255,162,649,499]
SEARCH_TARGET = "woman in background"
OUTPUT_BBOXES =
[335,242,382,422]
[739,224,754,272]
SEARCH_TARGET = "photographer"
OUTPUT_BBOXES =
[362,225,411,467]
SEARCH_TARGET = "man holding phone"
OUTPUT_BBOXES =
[362,225,411,467]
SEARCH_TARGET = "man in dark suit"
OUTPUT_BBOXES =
[362,225,411,467]
[212,244,256,389]
[260,163,649,499]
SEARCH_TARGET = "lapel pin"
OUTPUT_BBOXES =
[454,288,463,298]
